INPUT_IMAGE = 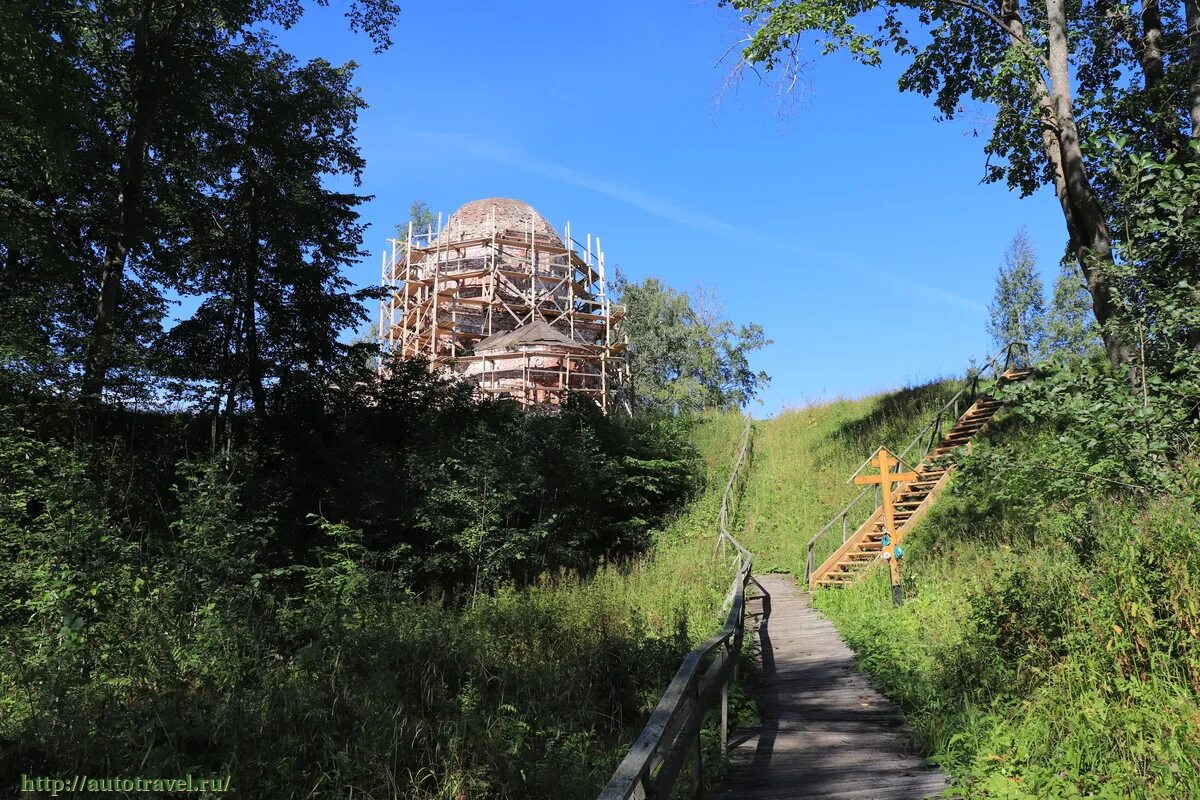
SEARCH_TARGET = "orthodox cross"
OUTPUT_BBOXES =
[853,447,917,599]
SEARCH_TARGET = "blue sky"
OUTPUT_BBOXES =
[278,1,1067,417]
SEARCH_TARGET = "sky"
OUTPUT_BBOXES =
[276,1,1067,417]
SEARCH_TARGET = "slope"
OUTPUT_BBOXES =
[737,378,1200,798]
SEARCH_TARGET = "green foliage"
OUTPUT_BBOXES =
[1108,139,1200,374]
[986,229,1045,357]
[0,375,742,798]
[161,50,374,418]
[723,0,1196,201]
[722,0,1200,371]
[398,199,437,239]
[764,365,1200,797]
[0,0,398,400]
[1041,262,1101,360]
[617,277,770,413]
[814,490,1200,798]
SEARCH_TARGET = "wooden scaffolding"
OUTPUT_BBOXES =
[378,199,629,413]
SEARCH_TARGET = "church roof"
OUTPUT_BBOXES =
[475,321,589,352]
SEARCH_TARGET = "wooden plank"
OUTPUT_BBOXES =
[713,575,948,800]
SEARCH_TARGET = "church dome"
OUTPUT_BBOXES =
[439,197,563,246]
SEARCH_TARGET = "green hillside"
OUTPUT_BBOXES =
[737,381,957,575]
[737,380,1200,799]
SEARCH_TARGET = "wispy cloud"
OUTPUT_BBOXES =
[413,132,986,314]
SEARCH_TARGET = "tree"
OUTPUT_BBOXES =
[722,0,1200,369]
[0,0,400,402]
[1041,262,1101,359]
[987,229,1045,354]
[617,277,770,413]
[396,200,436,241]
[163,49,372,425]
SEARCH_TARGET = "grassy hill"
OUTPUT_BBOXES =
[736,381,958,575]
[736,380,1200,799]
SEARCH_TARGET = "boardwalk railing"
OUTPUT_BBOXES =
[598,418,755,800]
[802,342,1028,584]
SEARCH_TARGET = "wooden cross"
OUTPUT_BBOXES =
[853,448,917,594]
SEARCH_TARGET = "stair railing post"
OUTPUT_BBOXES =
[926,412,942,456]
[805,543,814,585]
[841,513,848,543]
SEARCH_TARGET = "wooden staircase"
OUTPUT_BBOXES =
[811,368,1033,588]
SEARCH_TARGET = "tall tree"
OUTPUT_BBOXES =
[987,229,1046,354]
[722,0,1200,369]
[617,277,770,413]
[0,0,400,402]
[163,48,372,423]
[1042,261,1101,359]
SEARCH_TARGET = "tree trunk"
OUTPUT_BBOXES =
[81,0,181,400]
[1041,0,1132,368]
[1130,0,1187,151]
[1140,0,1165,85]
[244,179,266,418]
[1001,0,1127,365]
[1188,0,1200,137]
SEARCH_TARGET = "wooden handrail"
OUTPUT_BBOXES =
[598,418,755,800]
[715,418,753,559]
[803,342,1028,584]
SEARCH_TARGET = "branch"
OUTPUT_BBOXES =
[938,0,1053,73]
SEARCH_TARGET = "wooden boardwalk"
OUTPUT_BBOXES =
[714,574,950,800]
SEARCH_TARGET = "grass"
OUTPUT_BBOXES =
[324,411,755,799]
[738,381,959,575]
[724,377,1200,798]
[811,494,1200,798]
[0,412,752,800]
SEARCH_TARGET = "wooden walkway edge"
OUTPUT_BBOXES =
[715,574,950,800]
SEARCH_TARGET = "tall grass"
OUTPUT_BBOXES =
[729,378,1200,798]
[739,381,958,574]
[813,494,1200,798]
[0,413,750,800]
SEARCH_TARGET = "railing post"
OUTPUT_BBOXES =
[841,513,848,543]
[805,544,814,585]
[690,727,703,799]
[720,680,729,754]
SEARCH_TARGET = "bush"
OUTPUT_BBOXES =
[0,372,727,798]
